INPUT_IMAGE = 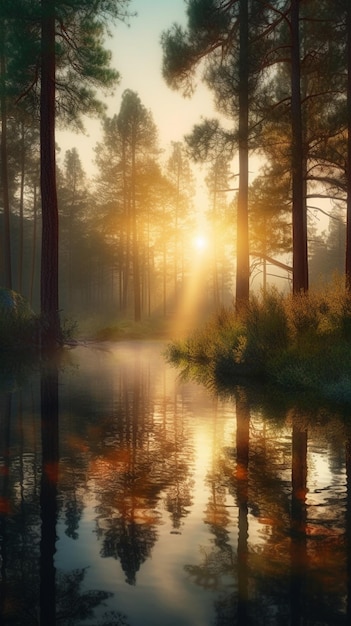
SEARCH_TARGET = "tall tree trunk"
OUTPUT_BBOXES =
[0,25,12,290]
[163,222,167,318]
[212,170,220,310]
[30,180,39,306]
[121,142,130,312]
[18,121,25,293]
[133,229,141,321]
[40,0,60,348]
[131,135,141,322]
[174,168,179,308]
[291,0,308,293]
[122,222,131,312]
[235,0,250,314]
[346,0,351,288]
[67,183,75,310]
[146,215,151,316]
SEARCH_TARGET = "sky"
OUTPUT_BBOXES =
[57,0,217,182]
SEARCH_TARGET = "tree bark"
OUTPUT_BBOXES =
[346,0,351,287]
[291,0,308,293]
[0,23,12,290]
[30,180,39,306]
[131,130,141,322]
[40,0,60,348]
[235,0,250,314]
[18,121,25,293]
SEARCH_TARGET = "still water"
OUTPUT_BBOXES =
[0,340,350,625]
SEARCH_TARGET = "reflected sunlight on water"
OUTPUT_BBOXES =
[0,340,351,625]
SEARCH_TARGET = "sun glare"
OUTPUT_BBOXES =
[193,234,208,252]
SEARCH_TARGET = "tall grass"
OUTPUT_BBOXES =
[165,279,351,403]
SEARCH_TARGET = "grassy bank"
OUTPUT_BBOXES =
[165,279,351,404]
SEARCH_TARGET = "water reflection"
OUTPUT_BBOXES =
[40,364,59,625]
[0,341,350,624]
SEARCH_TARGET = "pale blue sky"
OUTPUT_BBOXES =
[58,0,215,175]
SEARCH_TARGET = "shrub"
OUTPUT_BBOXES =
[245,288,289,365]
[166,278,351,401]
[284,290,321,345]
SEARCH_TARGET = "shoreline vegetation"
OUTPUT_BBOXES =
[164,279,351,406]
[4,278,351,406]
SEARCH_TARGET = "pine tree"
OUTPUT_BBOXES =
[37,0,131,347]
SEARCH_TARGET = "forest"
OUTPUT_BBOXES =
[0,0,350,348]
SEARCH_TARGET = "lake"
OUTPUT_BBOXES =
[0,340,350,625]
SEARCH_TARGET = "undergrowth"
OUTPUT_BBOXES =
[165,280,351,404]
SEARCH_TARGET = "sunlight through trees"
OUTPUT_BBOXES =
[1,0,351,341]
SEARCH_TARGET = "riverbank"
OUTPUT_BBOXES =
[165,282,351,405]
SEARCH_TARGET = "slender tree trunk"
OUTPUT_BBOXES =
[30,181,39,306]
[18,121,25,293]
[147,216,151,316]
[132,223,141,322]
[118,260,122,310]
[67,185,75,310]
[40,0,60,348]
[131,134,141,322]
[235,0,250,314]
[174,168,179,308]
[0,26,12,290]
[121,143,130,312]
[212,168,220,310]
[346,0,351,288]
[262,214,267,293]
[163,230,167,318]
[290,0,308,293]
[123,220,131,312]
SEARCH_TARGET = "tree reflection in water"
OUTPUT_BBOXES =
[93,350,194,585]
[181,378,351,625]
[347,437,351,623]
[0,343,351,624]
[290,418,308,625]
[40,363,59,624]
[0,360,129,626]
[0,391,12,621]
[184,387,251,625]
